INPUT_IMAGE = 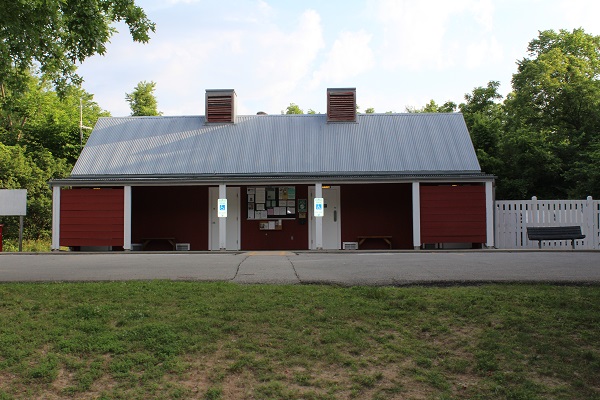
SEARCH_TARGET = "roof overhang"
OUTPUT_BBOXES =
[50,172,495,187]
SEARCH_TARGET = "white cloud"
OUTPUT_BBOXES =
[465,35,503,69]
[557,0,600,33]
[376,0,459,70]
[310,30,375,87]
[79,5,326,116]
[471,0,494,31]
[375,0,498,70]
[253,10,325,95]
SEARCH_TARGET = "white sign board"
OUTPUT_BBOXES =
[218,198,227,218]
[0,189,27,216]
[314,197,324,217]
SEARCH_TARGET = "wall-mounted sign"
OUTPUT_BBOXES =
[247,186,296,219]
[314,197,324,217]
[218,198,227,218]
[298,199,307,213]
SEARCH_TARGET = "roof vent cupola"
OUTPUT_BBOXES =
[205,89,236,123]
[327,88,356,123]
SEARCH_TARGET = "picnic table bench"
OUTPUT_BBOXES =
[526,226,585,249]
[357,236,392,249]
[141,237,176,251]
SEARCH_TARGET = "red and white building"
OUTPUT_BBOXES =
[50,88,495,251]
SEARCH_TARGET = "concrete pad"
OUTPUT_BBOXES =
[289,251,600,286]
[0,253,243,282]
[0,250,599,285]
[233,252,299,284]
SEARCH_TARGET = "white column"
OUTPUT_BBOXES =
[485,181,494,248]
[315,183,323,250]
[219,184,227,250]
[412,182,421,250]
[124,186,132,251]
[51,186,61,251]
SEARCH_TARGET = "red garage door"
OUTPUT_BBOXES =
[60,188,124,247]
[420,185,486,244]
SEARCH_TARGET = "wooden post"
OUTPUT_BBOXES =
[19,216,23,252]
[219,184,227,250]
[124,186,132,251]
[485,181,494,248]
[412,182,421,250]
[586,196,594,250]
[315,183,323,250]
[51,186,61,251]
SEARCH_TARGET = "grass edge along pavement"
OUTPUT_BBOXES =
[0,281,599,399]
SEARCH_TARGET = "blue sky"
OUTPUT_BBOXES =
[77,0,599,117]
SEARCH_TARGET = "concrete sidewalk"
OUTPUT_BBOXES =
[0,250,599,285]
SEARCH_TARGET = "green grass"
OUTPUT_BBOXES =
[0,282,599,399]
[0,238,52,252]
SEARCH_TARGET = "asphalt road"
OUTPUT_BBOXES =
[1,250,599,285]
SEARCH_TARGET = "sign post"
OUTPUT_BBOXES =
[218,184,227,250]
[314,183,324,249]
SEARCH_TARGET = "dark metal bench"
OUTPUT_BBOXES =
[526,226,585,249]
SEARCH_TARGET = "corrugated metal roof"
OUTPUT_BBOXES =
[70,113,481,177]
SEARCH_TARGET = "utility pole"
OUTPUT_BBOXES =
[79,98,93,148]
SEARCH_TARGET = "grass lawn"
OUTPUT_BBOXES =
[0,282,599,399]
[0,239,52,253]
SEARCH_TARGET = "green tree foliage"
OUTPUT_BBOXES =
[505,28,600,198]
[284,103,303,114]
[459,81,505,185]
[1,71,108,164]
[418,29,600,200]
[0,144,70,239]
[0,0,155,92]
[125,81,162,116]
[0,72,108,240]
[0,0,154,242]
[365,107,375,114]
[406,100,457,113]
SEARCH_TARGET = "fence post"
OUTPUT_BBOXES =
[528,196,537,248]
[586,196,594,249]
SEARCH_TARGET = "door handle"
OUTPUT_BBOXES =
[334,209,337,222]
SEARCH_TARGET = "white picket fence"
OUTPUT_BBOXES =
[495,197,600,249]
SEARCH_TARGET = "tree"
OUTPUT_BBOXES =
[0,72,107,240]
[507,28,600,198]
[459,81,505,180]
[0,143,70,240]
[125,81,162,116]
[0,0,155,93]
[1,71,108,163]
[406,100,457,113]
[365,107,375,114]
[283,103,303,114]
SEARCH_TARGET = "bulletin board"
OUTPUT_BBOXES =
[247,186,296,219]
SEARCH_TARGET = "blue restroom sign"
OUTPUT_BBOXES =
[314,198,324,217]
[218,198,227,218]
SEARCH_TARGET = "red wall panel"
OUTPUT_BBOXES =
[341,183,413,249]
[60,188,124,247]
[240,185,309,250]
[420,185,486,244]
[132,186,209,251]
